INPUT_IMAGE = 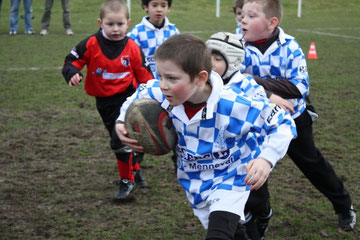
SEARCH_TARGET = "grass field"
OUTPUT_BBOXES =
[0,0,359,239]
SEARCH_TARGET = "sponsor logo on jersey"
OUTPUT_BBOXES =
[146,56,155,63]
[213,150,230,159]
[178,147,235,171]
[103,72,131,80]
[267,104,281,123]
[186,156,236,171]
[121,56,130,67]
[299,65,307,74]
[95,68,102,76]
[70,47,79,59]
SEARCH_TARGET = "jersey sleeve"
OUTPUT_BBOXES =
[227,72,267,100]
[286,40,309,98]
[127,26,140,46]
[241,40,309,99]
[175,27,180,35]
[256,102,297,167]
[62,36,91,83]
[130,41,154,84]
[117,80,164,122]
[253,76,302,99]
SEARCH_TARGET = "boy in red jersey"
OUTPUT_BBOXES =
[62,0,154,200]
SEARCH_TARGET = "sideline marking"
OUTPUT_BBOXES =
[295,28,360,40]
[0,66,62,71]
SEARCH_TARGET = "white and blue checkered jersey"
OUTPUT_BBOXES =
[240,27,309,119]
[118,71,296,209]
[127,16,180,79]
[227,71,267,100]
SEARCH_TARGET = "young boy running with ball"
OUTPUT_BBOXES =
[116,33,296,239]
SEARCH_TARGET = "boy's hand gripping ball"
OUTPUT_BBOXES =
[125,98,177,155]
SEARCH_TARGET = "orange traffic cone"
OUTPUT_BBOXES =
[307,42,318,59]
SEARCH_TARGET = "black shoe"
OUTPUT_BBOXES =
[134,170,147,187]
[114,179,135,200]
[338,205,356,231]
[256,208,273,240]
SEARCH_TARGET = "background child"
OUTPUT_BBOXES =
[240,0,356,232]
[115,33,296,240]
[206,32,294,113]
[62,0,153,201]
[206,31,294,240]
[233,0,244,39]
[127,0,179,79]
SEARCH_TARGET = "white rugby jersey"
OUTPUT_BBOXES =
[127,16,180,79]
[118,71,296,209]
[240,27,309,119]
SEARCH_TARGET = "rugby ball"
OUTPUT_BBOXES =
[125,98,177,155]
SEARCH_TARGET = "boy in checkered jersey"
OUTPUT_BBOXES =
[115,33,296,240]
[127,0,179,79]
[240,0,356,232]
[206,31,295,240]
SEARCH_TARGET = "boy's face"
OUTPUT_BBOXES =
[144,0,170,27]
[235,7,242,23]
[241,2,273,42]
[211,53,226,77]
[157,59,199,106]
[98,10,130,41]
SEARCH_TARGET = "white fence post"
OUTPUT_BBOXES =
[127,0,131,17]
[297,0,302,18]
[216,0,220,18]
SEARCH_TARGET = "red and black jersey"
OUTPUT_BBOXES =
[62,29,154,97]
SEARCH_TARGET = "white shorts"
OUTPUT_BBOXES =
[193,189,250,229]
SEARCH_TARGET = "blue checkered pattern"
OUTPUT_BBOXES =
[127,16,179,79]
[227,71,267,100]
[235,25,243,39]
[118,71,296,209]
[241,27,309,119]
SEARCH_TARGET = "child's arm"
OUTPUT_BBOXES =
[68,73,83,87]
[241,40,309,99]
[253,76,302,99]
[115,122,144,152]
[62,39,89,85]
[245,157,271,190]
[227,72,267,99]
[130,43,154,84]
[269,94,294,113]
[115,80,165,150]
[241,100,297,189]
[228,72,294,113]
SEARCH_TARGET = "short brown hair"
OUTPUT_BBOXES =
[244,0,283,22]
[142,0,172,8]
[154,34,212,81]
[100,0,129,20]
[233,0,245,14]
